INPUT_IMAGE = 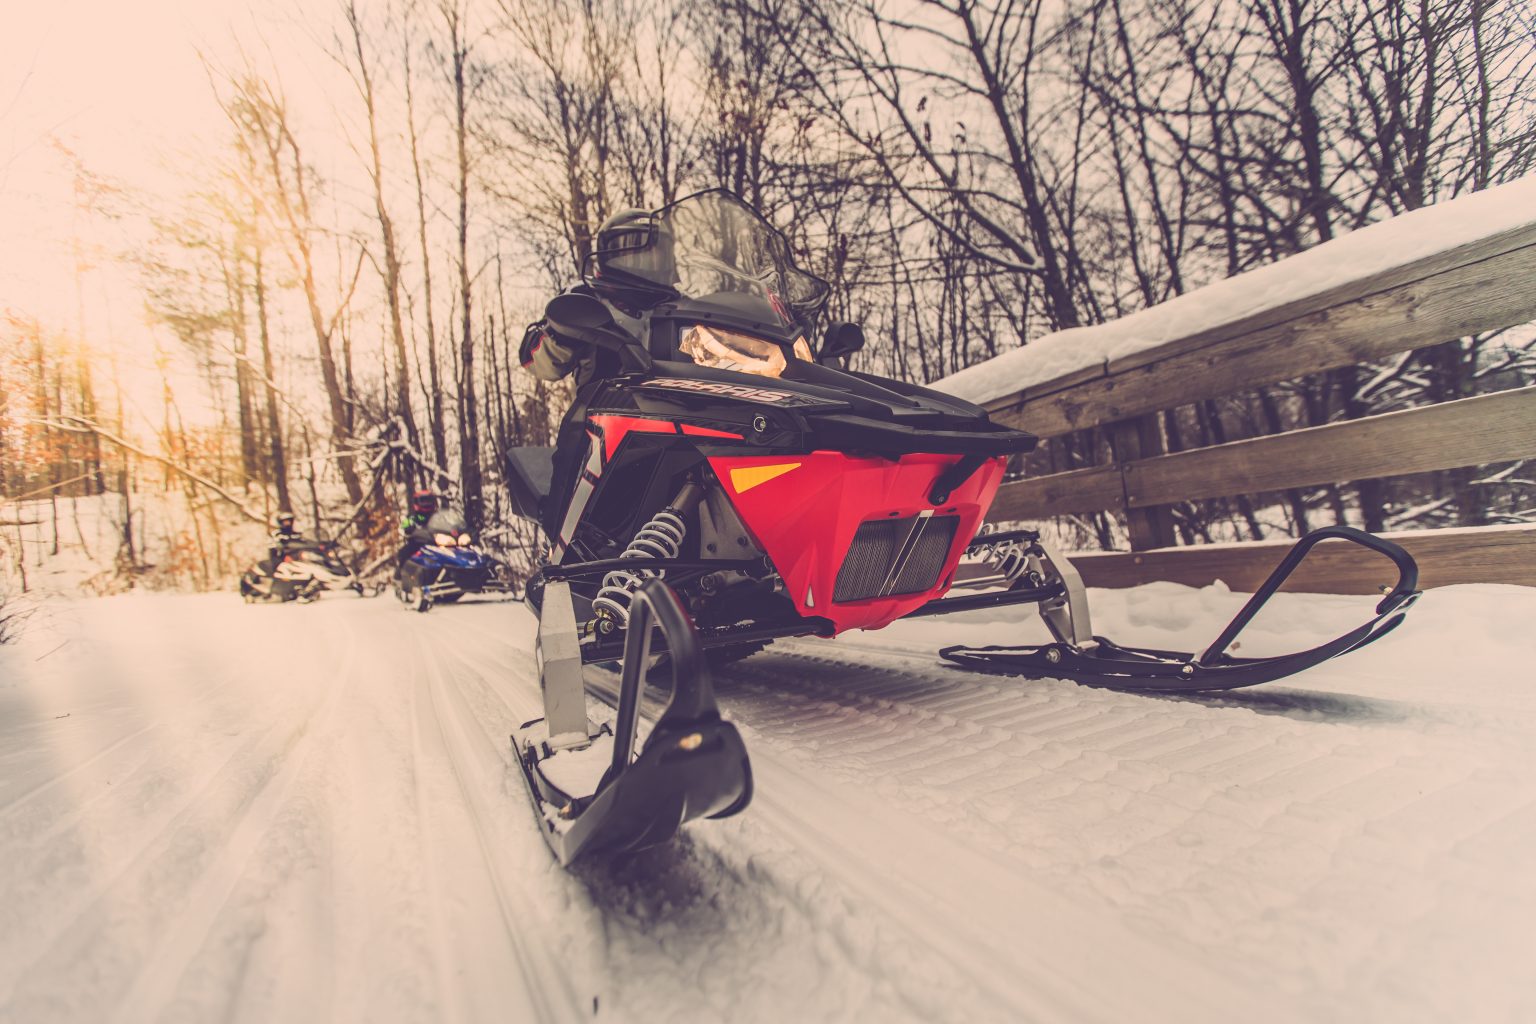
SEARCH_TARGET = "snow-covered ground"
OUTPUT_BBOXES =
[2,583,1533,1023]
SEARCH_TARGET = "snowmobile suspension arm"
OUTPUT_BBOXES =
[907,583,1065,617]
[580,616,835,665]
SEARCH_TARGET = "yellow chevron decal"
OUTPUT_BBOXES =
[730,462,802,493]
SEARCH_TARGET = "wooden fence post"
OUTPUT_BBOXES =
[1108,413,1176,550]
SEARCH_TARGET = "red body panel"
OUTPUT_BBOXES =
[590,414,678,460]
[708,452,1006,634]
[679,423,744,439]
[590,414,746,461]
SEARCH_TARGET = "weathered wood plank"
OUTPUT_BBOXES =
[1122,385,1536,507]
[985,221,1536,424]
[991,238,1536,438]
[989,464,1123,521]
[982,361,1110,424]
[1066,524,1536,594]
[989,386,1536,522]
[1111,221,1536,376]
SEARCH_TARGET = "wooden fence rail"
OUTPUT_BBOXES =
[975,213,1536,592]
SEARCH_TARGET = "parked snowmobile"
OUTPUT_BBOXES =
[506,189,1421,865]
[395,508,516,612]
[239,541,365,603]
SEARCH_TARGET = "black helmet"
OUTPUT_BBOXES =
[585,208,677,306]
[410,490,439,517]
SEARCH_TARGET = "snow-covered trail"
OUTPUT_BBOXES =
[1,584,1534,1023]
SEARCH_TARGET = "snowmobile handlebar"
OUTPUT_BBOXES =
[545,292,653,372]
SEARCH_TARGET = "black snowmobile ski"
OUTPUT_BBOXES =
[937,525,1420,692]
[513,578,751,865]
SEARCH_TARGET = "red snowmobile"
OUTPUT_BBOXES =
[506,190,1420,864]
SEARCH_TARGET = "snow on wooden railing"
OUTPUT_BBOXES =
[935,177,1536,592]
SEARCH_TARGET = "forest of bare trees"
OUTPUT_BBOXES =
[3,0,1533,591]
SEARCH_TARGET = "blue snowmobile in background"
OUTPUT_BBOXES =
[395,508,517,612]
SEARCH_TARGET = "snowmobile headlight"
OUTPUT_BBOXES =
[434,532,456,546]
[680,324,791,378]
[457,534,473,547]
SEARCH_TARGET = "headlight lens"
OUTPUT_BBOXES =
[680,324,796,378]
[458,534,473,547]
[792,336,812,361]
[434,533,456,546]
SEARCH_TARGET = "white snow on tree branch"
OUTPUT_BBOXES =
[935,175,1536,406]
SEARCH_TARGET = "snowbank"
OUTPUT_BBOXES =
[936,175,1536,406]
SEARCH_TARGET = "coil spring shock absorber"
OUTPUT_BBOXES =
[966,531,1040,589]
[591,481,703,627]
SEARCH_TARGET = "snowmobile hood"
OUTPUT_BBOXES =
[606,359,1036,459]
[411,544,494,569]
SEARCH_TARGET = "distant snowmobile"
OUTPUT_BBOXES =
[505,189,1422,866]
[239,540,365,603]
[394,508,517,612]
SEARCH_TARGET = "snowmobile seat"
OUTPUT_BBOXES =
[507,446,556,523]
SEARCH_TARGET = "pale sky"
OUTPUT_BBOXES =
[1,0,365,428]
[0,0,356,314]
[4,0,249,318]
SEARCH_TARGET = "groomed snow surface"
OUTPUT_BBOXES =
[2,583,1533,1023]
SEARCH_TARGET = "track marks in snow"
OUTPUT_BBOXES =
[579,669,1019,1023]
[0,604,362,1022]
[406,624,591,1024]
[5,591,1534,1023]
[713,634,1536,1023]
[106,623,361,1024]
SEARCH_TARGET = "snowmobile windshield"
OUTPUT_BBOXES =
[594,190,830,322]
[425,509,468,536]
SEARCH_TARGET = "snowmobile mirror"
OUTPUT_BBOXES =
[819,321,865,365]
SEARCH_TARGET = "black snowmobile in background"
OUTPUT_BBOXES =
[240,540,366,603]
[505,189,1421,866]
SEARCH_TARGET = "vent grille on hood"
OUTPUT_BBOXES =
[833,514,959,603]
